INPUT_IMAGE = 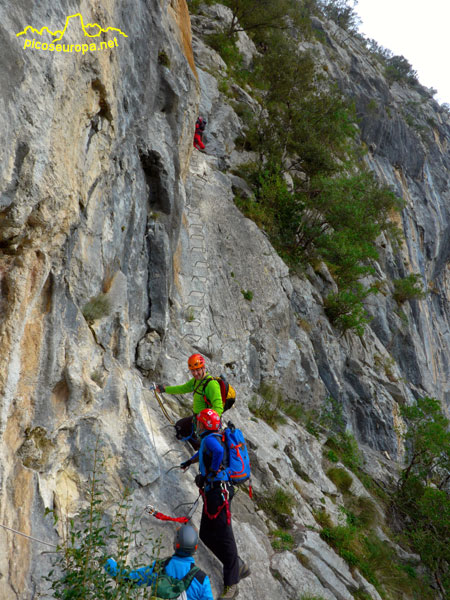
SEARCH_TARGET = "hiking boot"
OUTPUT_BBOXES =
[238,558,251,580]
[218,584,239,599]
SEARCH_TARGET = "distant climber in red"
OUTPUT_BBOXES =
[194,116,206,151]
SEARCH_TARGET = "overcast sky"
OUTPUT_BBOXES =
[355,0,450,105]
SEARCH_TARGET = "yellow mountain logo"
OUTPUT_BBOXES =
[16,13,127,40]
[16,13,128,54]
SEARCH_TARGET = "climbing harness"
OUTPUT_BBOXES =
[200,483,231,525]
[151,382,175,425]
[0,522,57,548]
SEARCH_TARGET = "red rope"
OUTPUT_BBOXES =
[153,512,189,523]
[146,505,189,523]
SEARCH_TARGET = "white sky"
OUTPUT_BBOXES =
[355,0,450,105]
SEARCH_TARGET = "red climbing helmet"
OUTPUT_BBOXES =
[188,353,205,370]
[197,409,220,431]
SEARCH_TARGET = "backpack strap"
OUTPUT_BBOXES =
[156,559,203,590]
[180,563,201,589]
[194,376,214,407]
[193,376,213,396]
[193,567,206,585]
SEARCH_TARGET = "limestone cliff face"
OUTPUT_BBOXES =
[0,2,448,599]
[0,2,198,597]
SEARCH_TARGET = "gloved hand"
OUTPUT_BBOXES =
[195,474,205,489]
[156,384,165,393]
[180,459,192,470]
[104,557,118,576]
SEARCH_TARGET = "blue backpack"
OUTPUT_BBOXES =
[220,422,251,486]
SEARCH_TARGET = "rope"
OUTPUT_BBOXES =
[145,505,189,524]
[145,496,200,524]
[0,522,57,548]
[152,386,175,426]
[200,486,231,525]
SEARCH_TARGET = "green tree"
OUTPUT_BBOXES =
[385,55,418,84]
[399,397,450,491]
[220,0,308,42]
[46,442,162,599]
[229,8,403,336]
[393,273,426,304]
[317,0,361,33]
[394,397,450,597]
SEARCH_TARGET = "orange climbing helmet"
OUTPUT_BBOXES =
[197,408,220,431]
[188,353,205,370]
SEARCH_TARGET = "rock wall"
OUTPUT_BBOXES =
[0,1,198,597]
[0,2,448,599]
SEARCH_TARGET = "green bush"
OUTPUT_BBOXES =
[248,383,287,429]
[393,397,450,595]
[312,509,333,529]
[326,432,362,471]
[45,442,162,599]
[219,0,304,43]
[317,0,361,33]
[158,49,170,68]
[206,32,242,68]
[258,487,296,528]
[393,273,426,304]
[271,529,295,551]
[327,467,353,494]
[384,55,418,85]
[186,0,215,14]
[324,285,375,336]
[347,496,379,529]
[325,449,339,462]
[241,289,254,301]
[230,20,403,339]
[82,293,111,323]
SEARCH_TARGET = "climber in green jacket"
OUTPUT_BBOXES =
[156,353,223,449]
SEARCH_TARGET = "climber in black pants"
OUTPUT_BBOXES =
[180,409,250,600]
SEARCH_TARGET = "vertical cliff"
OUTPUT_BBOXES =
[0,1,449,599]
[0,2,198,597]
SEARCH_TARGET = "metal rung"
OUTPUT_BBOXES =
[187,304,205,312]
[185,320,201,328]
[182,334,202,342]
[188,290,205,298]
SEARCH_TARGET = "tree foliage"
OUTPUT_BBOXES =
[393,273,426,304]
[316,0,361,32]
[203,0,404,336]
[394,398,450,597]
[45,443,163,599]
[384,55,418,85]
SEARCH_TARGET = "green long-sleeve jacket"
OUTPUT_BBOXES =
[165,373,223,416]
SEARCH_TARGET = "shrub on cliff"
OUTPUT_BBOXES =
[230,20,403,335]
[393,397,450,598]
[393,273,426,304]
[45,443,162,599]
